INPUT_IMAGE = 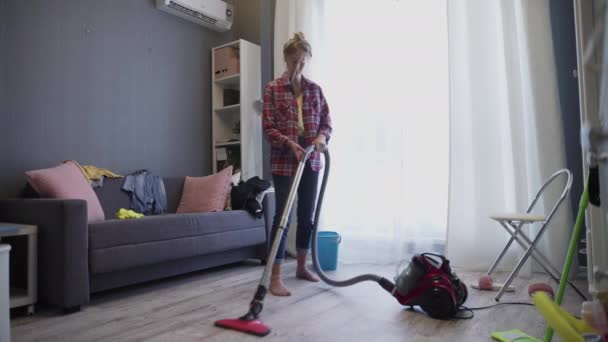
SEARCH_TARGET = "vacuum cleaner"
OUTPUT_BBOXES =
[215,146,468,337]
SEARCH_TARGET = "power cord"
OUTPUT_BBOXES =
[453,302,535,320]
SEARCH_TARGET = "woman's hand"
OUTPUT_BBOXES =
[288,140,306,161]
[312,134,327,152]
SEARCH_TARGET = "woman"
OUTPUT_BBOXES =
[262,32,333,296]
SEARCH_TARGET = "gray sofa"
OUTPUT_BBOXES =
[0,177,275,312]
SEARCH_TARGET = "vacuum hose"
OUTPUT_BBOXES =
[310,149,395,291]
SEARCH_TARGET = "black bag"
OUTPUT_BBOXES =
[231,177,271,218]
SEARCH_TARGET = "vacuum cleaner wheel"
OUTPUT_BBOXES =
[419,287,457,319]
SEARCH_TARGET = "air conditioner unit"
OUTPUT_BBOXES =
[156,0,233,32]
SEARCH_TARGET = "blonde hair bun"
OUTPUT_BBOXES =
[283,32,312,58]
[293,32,306,40]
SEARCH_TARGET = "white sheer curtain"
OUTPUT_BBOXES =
[273,0,571,269]
[446,0,573,271]
[274,1,450,264]
[273,0,325,80]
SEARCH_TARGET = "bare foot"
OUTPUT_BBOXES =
[296,268,320,282]
[270,278,291,296]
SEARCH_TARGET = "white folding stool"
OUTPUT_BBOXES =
[487,169,573,301]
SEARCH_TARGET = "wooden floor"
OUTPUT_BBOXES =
[11,260,587,342]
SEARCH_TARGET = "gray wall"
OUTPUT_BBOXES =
[548,0,585,263]
[0,0,5,180]
[549,0,583,215]
[232,0,261,45]
[259,0,274,181]
[0,0,232,198]
[259,0,274,89]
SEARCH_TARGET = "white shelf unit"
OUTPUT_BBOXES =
[211,39,262,180]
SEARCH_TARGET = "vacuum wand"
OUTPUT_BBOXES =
[245,146,318,320]
[259,146,317,291]
[215,146,320,337]
[215,146,395,337]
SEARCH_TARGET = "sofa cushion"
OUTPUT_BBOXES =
[89,210,266,274]
[89,227,265,275]
[25,161,105,223]
[89,210,263,249]
[176,166,233,213]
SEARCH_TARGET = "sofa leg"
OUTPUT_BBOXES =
[62,305,81,314]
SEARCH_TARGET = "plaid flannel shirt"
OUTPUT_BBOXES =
[263,73,332,176]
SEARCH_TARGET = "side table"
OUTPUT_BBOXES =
[0,223,37,315]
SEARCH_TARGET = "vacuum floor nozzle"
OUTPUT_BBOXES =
[214,318,271,337]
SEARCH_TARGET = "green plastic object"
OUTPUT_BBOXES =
[544,174,590,342]
[491,329,542,342]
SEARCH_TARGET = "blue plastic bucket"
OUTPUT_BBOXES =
[317,231,341,271]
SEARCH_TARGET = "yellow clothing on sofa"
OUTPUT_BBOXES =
[80,165,122,182]
[67,160,122,183]
[116,208,144,219]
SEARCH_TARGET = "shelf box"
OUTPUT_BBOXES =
[213,46,240,80]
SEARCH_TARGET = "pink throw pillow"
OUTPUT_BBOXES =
[25,161,105,223]
[177,166,233,213]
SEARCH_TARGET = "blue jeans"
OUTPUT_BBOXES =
[122,170,167,215]
[270,161,319,264]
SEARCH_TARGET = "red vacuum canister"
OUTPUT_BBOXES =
[392,253,468,319]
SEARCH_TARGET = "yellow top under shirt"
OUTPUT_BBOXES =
[297,94,304,136]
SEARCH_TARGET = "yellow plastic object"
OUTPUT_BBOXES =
[116,208,144,219]
[533,292,596,342]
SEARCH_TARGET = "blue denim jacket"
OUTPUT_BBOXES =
[122,170,167,215]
